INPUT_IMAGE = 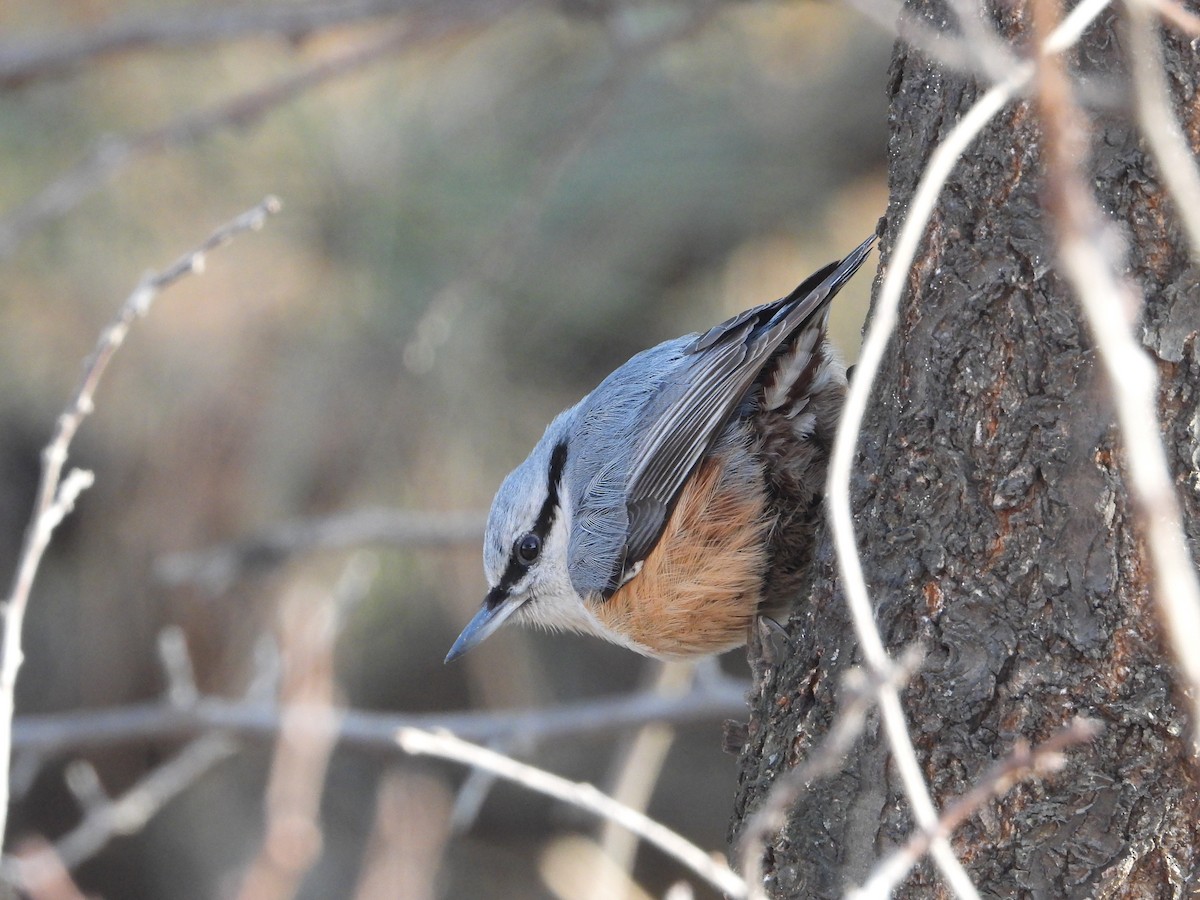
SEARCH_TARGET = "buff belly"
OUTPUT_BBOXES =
[589,438,775,659]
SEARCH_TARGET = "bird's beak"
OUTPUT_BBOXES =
[444,591,525,663]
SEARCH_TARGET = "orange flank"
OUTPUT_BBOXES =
[593,447,775,658]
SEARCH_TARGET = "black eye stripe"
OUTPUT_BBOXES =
[533,441,568,537]
[492,441,568,601]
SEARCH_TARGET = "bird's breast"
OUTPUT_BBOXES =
[590,439,774,658]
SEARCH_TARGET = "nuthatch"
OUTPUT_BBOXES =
[446,236,875,661]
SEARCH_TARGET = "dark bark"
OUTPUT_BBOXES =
[730,2,1200,897]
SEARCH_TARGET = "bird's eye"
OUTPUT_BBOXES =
[515,533,541,565]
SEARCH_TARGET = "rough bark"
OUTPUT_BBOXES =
[730,2,1200,897]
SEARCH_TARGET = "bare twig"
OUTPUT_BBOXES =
[825,0,1113,895]
[3,734,236,890]
[155,508,485,592]
[664,883,695,900]
[590,661,694,900]
[62,760,108,812]
[234,576,347,900]
[14,562,370,895]
[1033,0,1200,756]
[942,0,1016,77]
[446,735,526,833]
[842,0,1016,83]
[395,727,748,899]
[1126,0,1200,259]
[0,196,280,846]
[6,837,87,900]
[1148,0,1200,35]
[0,5,519,261]
[157,626,200,708]
[0,29,405,260]
[12,677,749,758]
[849,718,1101,898]
[738,648,923,900]
[352,770,454,900]
[541,834,654,900]
[0,0,437,87]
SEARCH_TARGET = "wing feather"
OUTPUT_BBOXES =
[613,234,875,584]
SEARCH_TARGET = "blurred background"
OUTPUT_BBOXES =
[0,2,889,897]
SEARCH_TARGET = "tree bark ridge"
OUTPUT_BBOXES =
[730,3,1200,896]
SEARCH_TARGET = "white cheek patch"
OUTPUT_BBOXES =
[500,482,656,656]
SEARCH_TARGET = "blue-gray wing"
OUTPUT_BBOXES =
[616,235,876,582]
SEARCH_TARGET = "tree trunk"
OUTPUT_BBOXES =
[730,2,1200,896]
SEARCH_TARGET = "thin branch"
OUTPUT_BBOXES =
[234,576,349,900]
[1126,0,1200,259]
[0,0,434,88]
[942,0,1017,77]
[0,6,520,261]
[395,727,748,899]
[63,760,108,812]
[11,678,750,758]
[825,0,1113,895]
[157,626,200,709]
[5,837,87,900]
[3,734,236,890]
[155,508,485,592]
[1148,0,1200,35]
[842,0,1016,84]
[849,719,1101,898]
[447,736,524,833]
[351,770,454,900]
[738,648,924,900]
[590,661,694,900]
[0,196,280,846]
[0,0,574,90]
[0,28,413,260]
[1034,0,1200,757]
[541,834,654,900]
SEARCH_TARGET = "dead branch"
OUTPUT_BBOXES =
[841,0,1016,83]
[738,648,924,900]
[351,770,454,900]
[395,726,748,898]
[11,677,749,759]
[1126,0,1200,258]
[155,508,486,592]
[589,661,695,900]
[4,734,236,892]
[0,196,280,846]
[0,1,522,262]
[1148,0,1200,35]
[6,837,87,900]
[233,572,353,900]
[0,0,524,89]
[849,718,1102,898]
[0,26,426,260]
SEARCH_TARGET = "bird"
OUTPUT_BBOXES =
[446,235,875,662]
